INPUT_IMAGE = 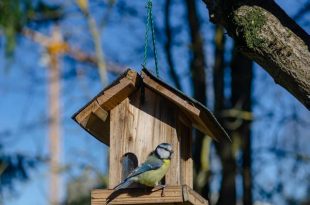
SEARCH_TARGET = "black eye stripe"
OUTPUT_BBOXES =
[159,146,171,152]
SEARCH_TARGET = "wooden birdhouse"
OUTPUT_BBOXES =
[72,68,229,205]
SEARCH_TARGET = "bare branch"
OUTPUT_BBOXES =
[76,0,108,85]
[23,28,125,75]
[164,0,182,90]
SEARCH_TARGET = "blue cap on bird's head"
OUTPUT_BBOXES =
[155,143,174,159]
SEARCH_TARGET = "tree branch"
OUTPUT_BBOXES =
[23,28,124,75]
[202,0,310,109]
[164,0,182,90]
[76,0,108,85]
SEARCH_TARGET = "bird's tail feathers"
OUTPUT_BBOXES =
[113,179,133,191]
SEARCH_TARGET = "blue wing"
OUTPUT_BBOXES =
[113,154,163,190]
[125,155,163,179]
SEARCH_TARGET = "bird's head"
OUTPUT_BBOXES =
[155,143,174,159]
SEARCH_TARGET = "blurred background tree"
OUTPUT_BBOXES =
[0,0,309,205]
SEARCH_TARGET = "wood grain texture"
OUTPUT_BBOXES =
[73,69,140,144]
[141,73,201,117]
[92,186,183,204]
[74,69,139,126]
[91,185,208,205]
[177,119,193,188]
[85,113,110,145]
[141,70,229,141]
[97,70,140,110]
[109,87,181,188]
[75,100,102,125]
[73,68,230,145]
[182,185,209,205]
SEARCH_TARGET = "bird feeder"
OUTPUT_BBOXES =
[72,68,229,205]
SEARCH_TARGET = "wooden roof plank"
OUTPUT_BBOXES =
[73,69,140,124]
[141,73,201,117]
[141,68,230,141]
[85,113,110,145]
[72,69,141,143]
[72,68,230,143]
[182,185,209,205]
[97,70,141,110]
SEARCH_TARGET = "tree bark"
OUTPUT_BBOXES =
[185,0,207,105]
[164,0,182,90]
[213,26,225,114]
[215,142,237,205]
[47,27,62,205]
[202,0,310,109]
[213,26,237,205]
[184,0,208,196]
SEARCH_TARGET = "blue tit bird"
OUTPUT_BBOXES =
[113,143,173,191]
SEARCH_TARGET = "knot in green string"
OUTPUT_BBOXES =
[143,0,159,77]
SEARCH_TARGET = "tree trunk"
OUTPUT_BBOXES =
[213,26,237,205]
[46,26,66,205]
[164,0,182,90]
[185,0,207,104]
[215,142,237,205]
[202,0,310,109]
[231,47,253,205]
[184,0,208,196]
[213,26,225,114]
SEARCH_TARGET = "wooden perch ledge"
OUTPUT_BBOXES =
[91,185,208,205]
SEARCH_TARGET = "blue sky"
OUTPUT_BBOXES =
[1,0,310,204]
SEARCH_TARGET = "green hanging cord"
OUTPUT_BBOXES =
[143,1,150,68]
[149,1,159,77]
[143,0,159,77]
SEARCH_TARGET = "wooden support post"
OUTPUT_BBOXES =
[48,53,60,205]
[47,26,65,205]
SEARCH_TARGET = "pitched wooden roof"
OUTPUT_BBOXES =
[72,68,229,144]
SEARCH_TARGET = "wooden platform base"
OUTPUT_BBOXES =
[91,185,208,205]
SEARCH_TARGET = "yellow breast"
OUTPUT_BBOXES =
[138,159,171,187]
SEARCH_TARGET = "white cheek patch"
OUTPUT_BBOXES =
[157,148,170,159]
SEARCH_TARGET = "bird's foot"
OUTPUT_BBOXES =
[152,185,166,197]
